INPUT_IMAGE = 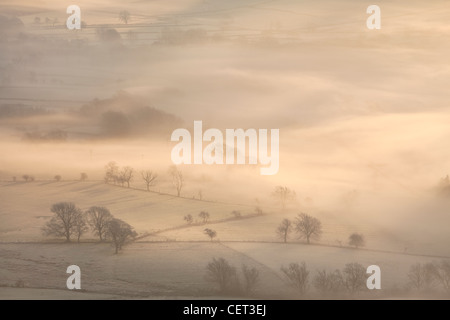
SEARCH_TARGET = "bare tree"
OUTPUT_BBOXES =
[105,161,119,184]
[120,166,134,188]
[272,186,296,210]
[42,202,82,242]
[343,263,366,293]
[242,264,259,296]
[277,219,292,243]
[169,166,184,197]
[434,260,450,293]
[407,263,437,291]
[141,170,157,191]
[29,175,35,182]
[119,10,130,24]
[184,214,193,224]
[54,175,62,182]
[313,269,344,296]
[204,228,217,241]
[281,262,309,295]
[86,206,113,241]
[74,212,88,243]
[199,211,210,223]
[294,213,322,244]
[23,175,31,182]
[348,233,365,249]
[106,218,137,254]
[205,258,237,293]
[80,172,88,181]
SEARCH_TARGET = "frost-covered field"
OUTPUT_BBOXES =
[0,181,251,242]
[1,182,450,299]
[0,242,292,299]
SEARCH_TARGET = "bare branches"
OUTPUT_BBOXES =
[294,213,322,244]
[276,219,292,243]
[106,218,137,254]
[86,206,113,241]
[141,170,158,191]
[281,262,309,295]
[42,202,83,242]
[169,165,184,197]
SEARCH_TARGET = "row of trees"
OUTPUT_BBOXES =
[206,257,450,297]
[184,211,210,225]
[281,262,368,296]
[276,213,322,244]
[408,261,450,292]
[14,173,88,182]
[53,173,88,182]
[104,162,135,188]
[42,202,136,254]
[205,257,369,297]
[206,258,260,296]
[282,262,376,296]
[104,162,184,197]
[276,213,365,248]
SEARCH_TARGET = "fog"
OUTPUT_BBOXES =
[1,0,450,298]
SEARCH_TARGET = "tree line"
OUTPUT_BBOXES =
[104,161,185,197]
[276,213,365,248]
[206,257,450,298]
[42,202,136,254]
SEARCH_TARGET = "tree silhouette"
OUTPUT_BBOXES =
[141,170,157,191]
[169,166,184,197]
[281,262,309,295]
[343,263,366,293]
[204,228,217,241]
[199,211,210,223]
[86,206,113,241]
[348,233,365,249]
[106,218,137,254]
[276,219,292,243]
[294,213,322,244]
[205,258,237,293]
[42,202,83,242]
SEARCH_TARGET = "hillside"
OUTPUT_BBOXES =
[0,181,253,242]
[1,181,450,299]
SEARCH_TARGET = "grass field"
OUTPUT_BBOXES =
[1,181,450,299]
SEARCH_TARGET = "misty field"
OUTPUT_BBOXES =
[1,0,450,300]
[0,242,290,299]
[1,181,450,299]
